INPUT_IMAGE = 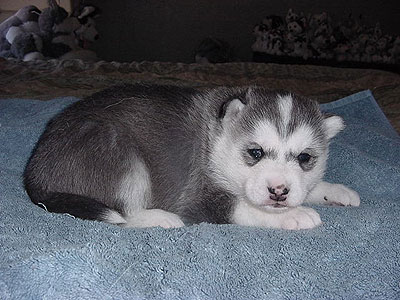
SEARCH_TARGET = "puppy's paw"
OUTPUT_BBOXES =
[323,184,360,207]
[121,209,185,229]
[307,182,360,206]
[281,207,322,230]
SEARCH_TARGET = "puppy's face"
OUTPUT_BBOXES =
[210,88,344,209]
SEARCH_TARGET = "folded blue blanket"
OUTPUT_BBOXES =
[0,90,399,300]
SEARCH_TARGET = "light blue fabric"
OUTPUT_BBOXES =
[0,90,399,300]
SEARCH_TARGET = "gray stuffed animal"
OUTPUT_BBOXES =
[6,26,44,61]
[0,1,100,61]
[0,5,41,57]
[38,0,71,58]
[39,0,100,60]
[38,0,68,37]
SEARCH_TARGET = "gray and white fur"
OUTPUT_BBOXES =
[24,84,360,230]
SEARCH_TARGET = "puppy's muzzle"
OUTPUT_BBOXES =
[268,185,290,202]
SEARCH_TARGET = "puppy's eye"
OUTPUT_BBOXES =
[297,152,311,163]
[248,148,264,160]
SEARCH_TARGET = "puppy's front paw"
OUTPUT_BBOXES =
[323,184,360,207]
[281,207,322,230]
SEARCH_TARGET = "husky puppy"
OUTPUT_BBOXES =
[24,84,360,230]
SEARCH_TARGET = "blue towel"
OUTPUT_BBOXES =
[0,90,399,300]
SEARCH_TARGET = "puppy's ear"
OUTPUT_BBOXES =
[323,114,345,139]
[219,98,245,127]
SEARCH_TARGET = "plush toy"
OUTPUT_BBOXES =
[252,25,286,56]
[284,8,308,56]
[349,39,361,61]
[0,5,42,58]
[358,33,370,51]
[0,1,100,61]
[6,26,44,61]
[314,39,334,59]
[57,5,101,61]
[253,23,268,38]
[38,0,100,60]
[283,30,296,54]
[0,1,69,60]
[313,21,333,40]
[334,43,351,62]
[287,20,305,36]
[263,30,281,54]
[39,0,68,37]
[37,0,74,58]
[253,9,399,65]
[373,23,382,41]
[285,8,300,24]
[292,36,312,59]
[388,36,400,63]
[270,37,284,55]
[374,35,391,63]
[337,13,363,42]
[75,6,101,48]
[0,5,41,42]
[361,41,377,63]
[252,24,269,52]
[309,12,331,32]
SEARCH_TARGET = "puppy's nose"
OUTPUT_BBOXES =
[268,184,290,202]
